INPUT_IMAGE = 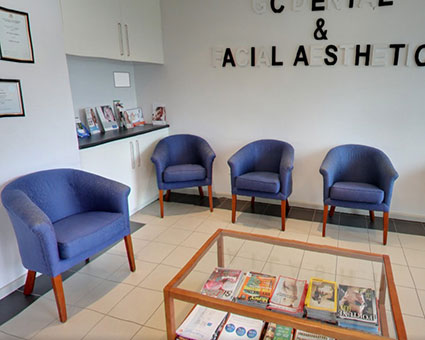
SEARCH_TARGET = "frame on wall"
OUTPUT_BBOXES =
[0,79,25,118]
[0,6,34,63]
[113,72,131,88]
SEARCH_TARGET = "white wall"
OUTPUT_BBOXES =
[135,0,425,220]
[0,0,80,297]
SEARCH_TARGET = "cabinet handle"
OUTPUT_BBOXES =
[125,24,130,57]
[130,141,135,169]
[118,23,124,56]
[136,140,141,167]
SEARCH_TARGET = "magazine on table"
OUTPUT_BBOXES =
[201,267,244,301]
[293,330,335,340]
[263,322,293,340]
[96,105,118,132]
[268,276,308,317]
[84,107,100,134]
[218,313,264,340]
[305,278,337,323]
[236,271,276,308]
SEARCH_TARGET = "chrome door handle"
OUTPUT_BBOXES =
[118,23,124,56]
[130,141,135,169]
[136,140,141,167]
[125,24,130,57]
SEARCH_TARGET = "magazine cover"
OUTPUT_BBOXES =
[237,272,276,305]
[263,323,293,340]
[75,117,90,138]
[84,107,100,134]
[294,330,335,340]
[201,268,244,301]
[152,103,167,125]
[305,278,337,312]
[126,107,145,126]
[96,105,118,132]
[337,285,377,324]
[218,314,264,340]
[269,276,307,311]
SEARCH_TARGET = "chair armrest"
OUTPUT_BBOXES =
[279,145,294,197]
[376,156,399,205]
[227,144,256,187]
[319,151,340,201]
[197,139,216,180]
[151,141,170,189]
[73,171,131,214]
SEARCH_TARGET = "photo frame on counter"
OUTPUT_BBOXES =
[0,6,34,63]
[0,79,25,118]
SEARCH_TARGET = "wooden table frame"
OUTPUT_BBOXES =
[164,229,407,340]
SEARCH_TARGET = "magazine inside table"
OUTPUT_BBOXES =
[164,228,407,340]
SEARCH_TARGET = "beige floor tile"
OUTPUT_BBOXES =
[301,251,337,274]
[403,314,425,340]
[139,264,181,291]
[226,223,254,233]
[132,224,169,241]
[234,213,260,228]
[146,215,183,228]
[108,260,157,286]
[78,253,127,280]
[404,248,425,269]
[136,241,177,264]
[335,275,375,289]
[396,286,424,317]
[162,246,198,268]
[172,216,205,231]
[279,231,309,242]
[195,219,229,234]
[284,219,312,235]
[0,331,22,340]
[132,326,167,340]
[107,238,149,257]
[83,315,141,340]
[339,226,369,242]
[338,239,371,252]
[336,257,374,281]
[416,289,425,315]
[399,233,425,251]
[410,267,425,290]
[252,225,281,237]
[268,246,304,268]
[0,297,58,339]
[306,234,338,247]
[297,268,336,282]
[310,223,339,239]
[236,240,273,261]
[206,208,233,222]
[261,262,299,278]
[74,280,134,313]
[228,256,265,273]
[180,232,213,248]
[194,251,234,274]
[145,301,193,331]
[209,237,245,256]
[257,215,282,230]
[370,244,407,266]
[32,307,103,340]
[390,264,415,288]
[179,271,210,292]
[154,227,193,245]
[108,287,163,324]
[368,230,400,247]
[131,210,163,224]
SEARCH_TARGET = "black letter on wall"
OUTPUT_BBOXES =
[415,44,425,66]
[389,44,406,66]
[272,46,284,66]
[378,0,393,6]
[312,0,326,11]
[222,48,236,67]
[271,0,285,13]
[355,45,371,66]
[293,46,309,66]
[325,45,338,66]
[251,47,256,67]
[349,0,355,8]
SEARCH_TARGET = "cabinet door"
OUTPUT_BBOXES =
[60,0,124,60]
[121,0,164,63]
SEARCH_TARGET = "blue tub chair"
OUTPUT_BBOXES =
[151,134,216,217]
[320,144,398,245]
[228,140,294,230]
[1,169,136,322]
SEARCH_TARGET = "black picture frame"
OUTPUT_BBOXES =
[0,6,34,63]
[0,79,25,118]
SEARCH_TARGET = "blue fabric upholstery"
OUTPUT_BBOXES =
[1,169,131,278]
[164,164,206,183]
[330,182,384,204]
[236,172,280,194]
[228,140,294,200]
[320,144,398,212]
[151,134,216,190]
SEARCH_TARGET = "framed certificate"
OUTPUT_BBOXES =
[0,79,25,118]
[0,6,34,63]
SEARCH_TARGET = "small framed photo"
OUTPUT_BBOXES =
[0,6,34,63]
[113,72,130,88]
[152,103,167,125]
[0,79,25,117]
[126,107,145,126]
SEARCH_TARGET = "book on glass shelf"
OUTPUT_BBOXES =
[201,267,244,301]
[217,313,264,340]
[293,330,335,340]
[236,271,276,309]
[263,322,293,340]
[267,276,308,317]
[176,305,228,340]
[305,278,337,323]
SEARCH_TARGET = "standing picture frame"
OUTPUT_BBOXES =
[0,6,34,63]
[0,79,25,118]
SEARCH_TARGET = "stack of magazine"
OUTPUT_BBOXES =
[218,313,265,340]
[264,323,293,340]
[293,330,335,340]
[305,278,337,323]
[236,272,276,309]
[336,284,379,334]
[267,276,308,317]
[201,268,244,301]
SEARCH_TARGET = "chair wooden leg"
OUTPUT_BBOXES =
[383,212,389,246]
[208,185,213,212]
[329,206,336,217]
[51,275,67,323]
[281,200,286,231]
[369,210,375,222]
[23,270,36,295]
[198,186,204,198]
[231,194,237,223]
[322,205,329,237]
[251,197,255,208]
[286,199,290,215]
[159,189,164,218]
[165,190,171,202]
[124,235,136,272]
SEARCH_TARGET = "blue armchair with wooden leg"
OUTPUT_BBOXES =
[227,140,294,230]
[320,144,399,245]
[1,169,136,322]
[151,134,216,217]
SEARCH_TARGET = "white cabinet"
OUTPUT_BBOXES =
[79,128,169,215]
[60,0,164,63]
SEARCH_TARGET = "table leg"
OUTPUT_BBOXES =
[379,262,389,337]
[217,235,225,267]
[164,290,176,340]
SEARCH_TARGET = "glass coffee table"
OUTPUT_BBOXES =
[164,229,406,340]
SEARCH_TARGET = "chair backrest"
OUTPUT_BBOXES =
[249,139,293,173]
[2,169,83,223]
[156,134,207,166]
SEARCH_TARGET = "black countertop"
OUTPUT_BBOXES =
[78,124,170,149]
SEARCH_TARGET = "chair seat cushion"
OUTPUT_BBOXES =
[330,182,384,204]
[53,211,126,259]
[235,171,280,194]
[163,164,206,183]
